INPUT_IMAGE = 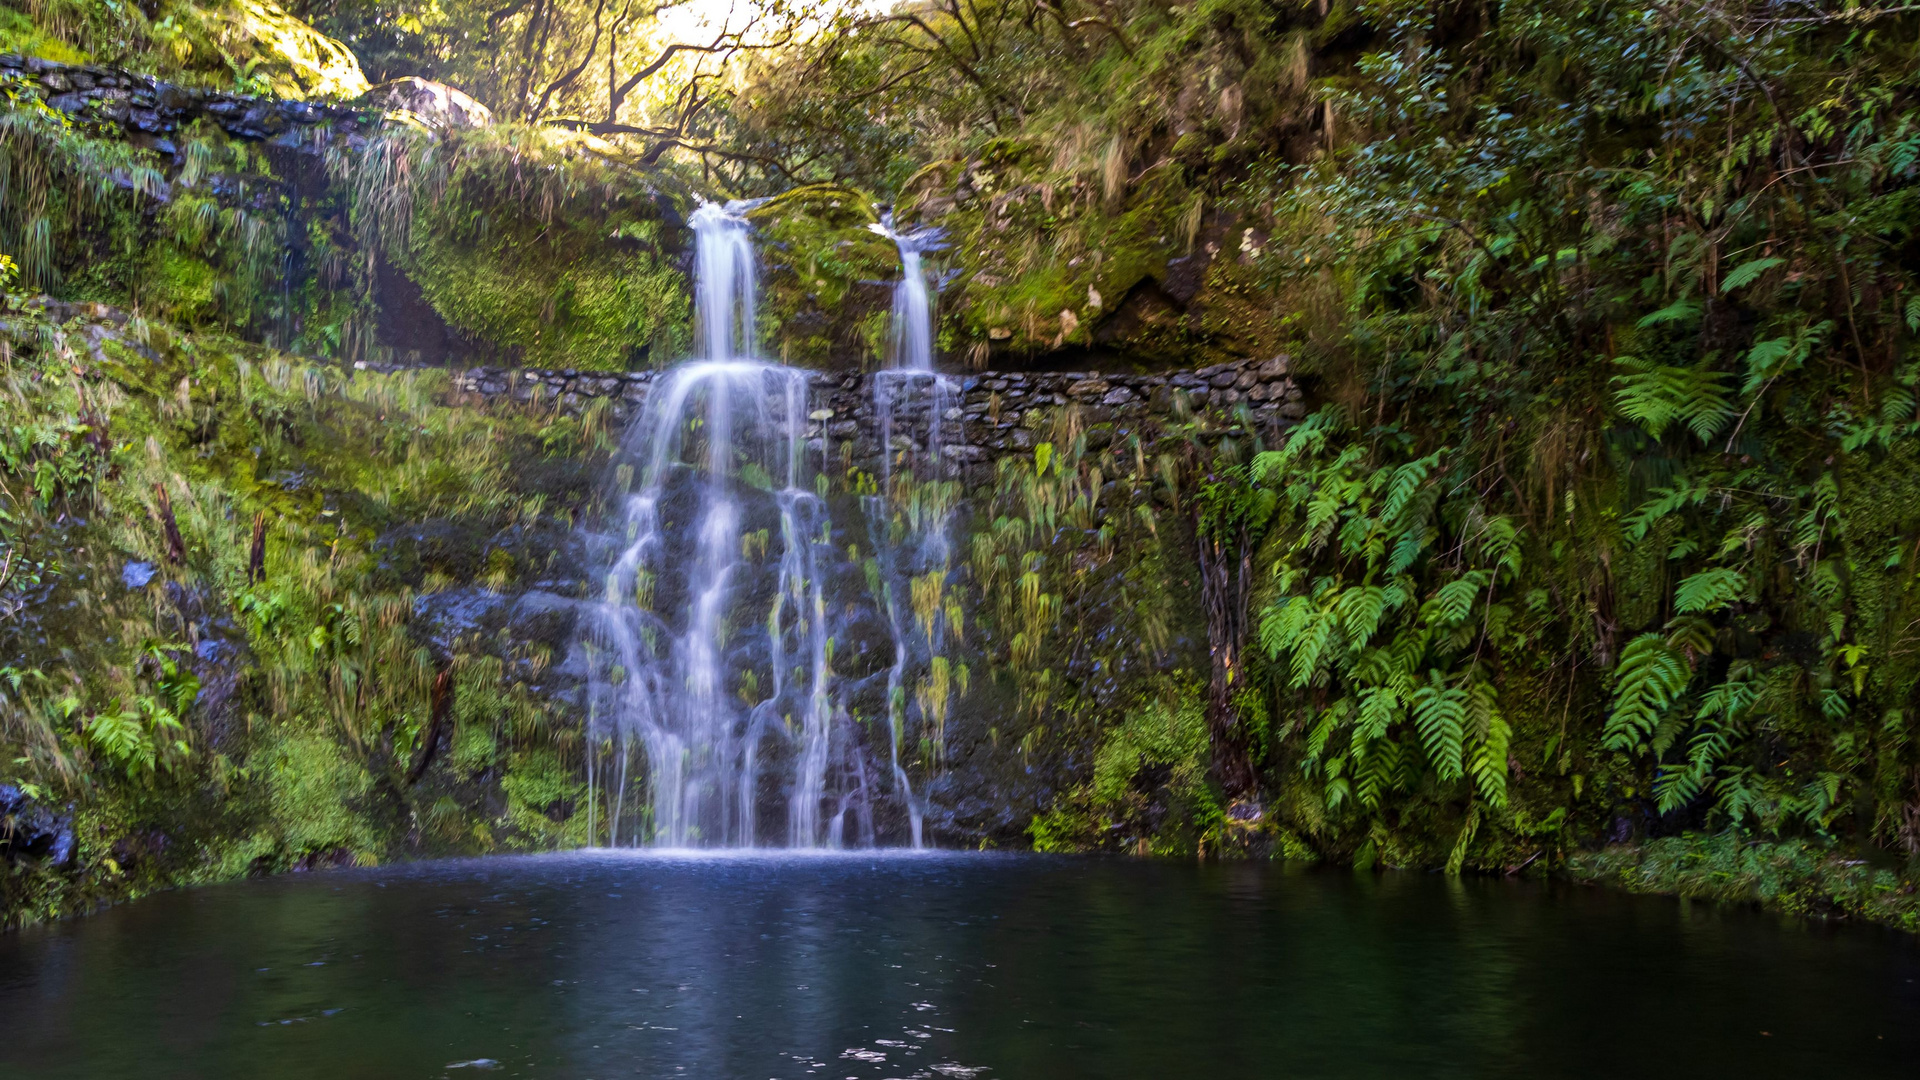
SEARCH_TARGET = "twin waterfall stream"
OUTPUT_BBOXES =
[580,203,957,849]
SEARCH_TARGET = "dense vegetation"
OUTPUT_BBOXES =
[5,0,1920,929]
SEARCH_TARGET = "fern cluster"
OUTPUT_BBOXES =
[1255,410,1520,834]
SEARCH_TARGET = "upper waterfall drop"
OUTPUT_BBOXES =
[691,200,763,361]
[869,215,946,372]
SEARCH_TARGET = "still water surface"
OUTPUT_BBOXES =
[1,851,1916,1079]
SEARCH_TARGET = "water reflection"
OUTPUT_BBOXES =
[1,851,1916,1079]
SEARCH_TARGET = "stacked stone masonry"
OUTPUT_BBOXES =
[0,54,375,161]
[417,355,1308,472]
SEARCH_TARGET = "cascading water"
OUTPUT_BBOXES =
[584,201,842,848]
[865,215,961,849]
[579,201,961,850]
[868,216,953,465]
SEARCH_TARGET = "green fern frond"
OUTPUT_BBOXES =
[1412,674,1468,781]
[1337,585,1390,649]
[1605,633,1692,752]
[1387,527,1431,574]
[1720,256,1783,291]
[1446,804,1482,876]
[1430,571,1488,626]
[1467,681,1510,808]
[1624,479,1711,542]
[1611,357,1735,441]
[1356,685,1398,742]
[1673,567,1746,614]
[1637,298,1702,327]
[1381,452,1442,524]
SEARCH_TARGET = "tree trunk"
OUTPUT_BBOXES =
[406,666,458,786]
[246,511,268,585]
[1197,520,1257,801]
[154,484,186,564]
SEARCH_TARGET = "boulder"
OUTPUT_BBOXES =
[0,784,75,866]
[363,77,492,128]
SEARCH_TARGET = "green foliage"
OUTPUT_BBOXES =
[0,0,367,97]
[1253,412,1518,832]
[0,300,599,925]
[1603,635,1691,754]
[1569,833,1920,932]
[1187,0,1920,882]
[336,126,691,369]
[1610,356,1734,443]
[1031,677,1221,855]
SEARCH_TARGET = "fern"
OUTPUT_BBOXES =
[1380,452,1441,523]
[1653,666,1756,814]
[1720,255,1783,291]
[1673,567,1746,614]
[1412,674,1468,781]
[1476,516,1524,579]
[85,707,156,775]
[1714,767,1763,824]
[1356,685,1398,743]
[1467,680,1510,808]
[1337,585,1390,649]
[1446,804,1482,876]
[1611,357,1735,441]
[1605,634,1692,751]
[1637,298,1703,327]
[1263,597,1341,688]
[1387,526,1431,574]
[1352,746,1390,809]
[1623,479,1711,542]
[1430,571,1488,625]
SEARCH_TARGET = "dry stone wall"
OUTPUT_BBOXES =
[0,54,375,158]
[410,355,1308,472]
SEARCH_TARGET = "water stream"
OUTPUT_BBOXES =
[866,215,958,849]
[579,203,956,849]
[583,202,842,848]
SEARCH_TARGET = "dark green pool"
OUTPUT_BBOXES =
[1,852,1914,1078]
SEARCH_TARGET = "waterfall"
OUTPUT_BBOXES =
[879,217,939,373]
[868,216,951,471]
[579,200,964,850]
[865,215,959,850]
[584,201,841,848]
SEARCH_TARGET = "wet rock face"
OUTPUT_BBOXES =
[0,784,75,867]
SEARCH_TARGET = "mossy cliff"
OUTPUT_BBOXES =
[0,293,613,925]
